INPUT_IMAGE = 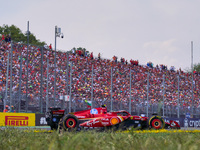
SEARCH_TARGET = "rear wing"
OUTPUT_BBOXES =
[48,107,61,111]
[46,107,64,118]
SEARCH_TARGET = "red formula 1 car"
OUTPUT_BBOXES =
[45,106,180,131]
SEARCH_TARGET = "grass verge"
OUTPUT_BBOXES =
[0,128,200,150]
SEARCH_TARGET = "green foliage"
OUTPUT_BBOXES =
[1,129,200,150]
[185,63,200,73]
[194,63,200,73]
[0,24,46,46]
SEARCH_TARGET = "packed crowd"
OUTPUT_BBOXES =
[0,39,200,112]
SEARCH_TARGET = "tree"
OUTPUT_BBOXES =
[9,25,25,42]
[194,63,200,73]
[0,24,46,46]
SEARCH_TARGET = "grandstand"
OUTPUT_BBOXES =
[0,39,200,118]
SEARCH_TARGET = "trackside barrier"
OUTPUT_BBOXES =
[0,113,47,127]
[34,115,200,128]
[35,114,47,126]
[0,112,35,126]
[164,118,200,128]
[1,112,200,128]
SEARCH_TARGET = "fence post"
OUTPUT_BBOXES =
[54,27,57,107]
[166,104,168,116]
[18,44,23,112]
[147,72,149,117]
[46,50,49,112]
[69,62,72,113]
[177,75,180,118]
[65,52,69,110]
[129,69,131,114]
[40,47,44,113]
[9,41,13,107]
[111,67,113,111]
[191,41,194,117]
[26,21,29,112]
[162,74,165,117]
[91,64,94,109]
[4,48,10,110]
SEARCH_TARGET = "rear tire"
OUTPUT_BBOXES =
[49,122,58,130]
[62,114,79,131]
[149,116,165,130]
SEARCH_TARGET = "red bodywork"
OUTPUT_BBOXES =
[69,107,148,128]
[47,107,180,130]
[165,120,181,129]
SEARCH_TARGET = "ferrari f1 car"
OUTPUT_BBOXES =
[45,106,180,131]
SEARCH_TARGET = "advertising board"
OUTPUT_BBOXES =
[164,117,200,128]
[35,114,47,126]
[0,113,35,126]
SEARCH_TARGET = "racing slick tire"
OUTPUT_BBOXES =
[61,114,79,131]
[50,123,58,130]
[149,116,165,130]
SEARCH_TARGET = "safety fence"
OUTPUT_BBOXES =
[1,40,200,118]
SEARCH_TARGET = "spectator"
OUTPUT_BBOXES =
[72,48,76,55]
[5,35,11,43]
[10,105,16,113]
[49,44,52,50]
[113,55,117,63]
[120,57,125,64]
[85,50,88,57]
[170,66,175,72]
[147,62,153,68]
[1,34,5,41]
[3,105,9,112]
[0,40,200,113]
[130,59,138,66]
[98,53,101,60]
[90,52,93,59]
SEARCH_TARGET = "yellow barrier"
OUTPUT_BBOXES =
[0,113,35,126]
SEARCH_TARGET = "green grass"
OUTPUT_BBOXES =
[0,129,200,150]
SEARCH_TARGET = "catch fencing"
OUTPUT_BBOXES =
[0,40,200,118]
